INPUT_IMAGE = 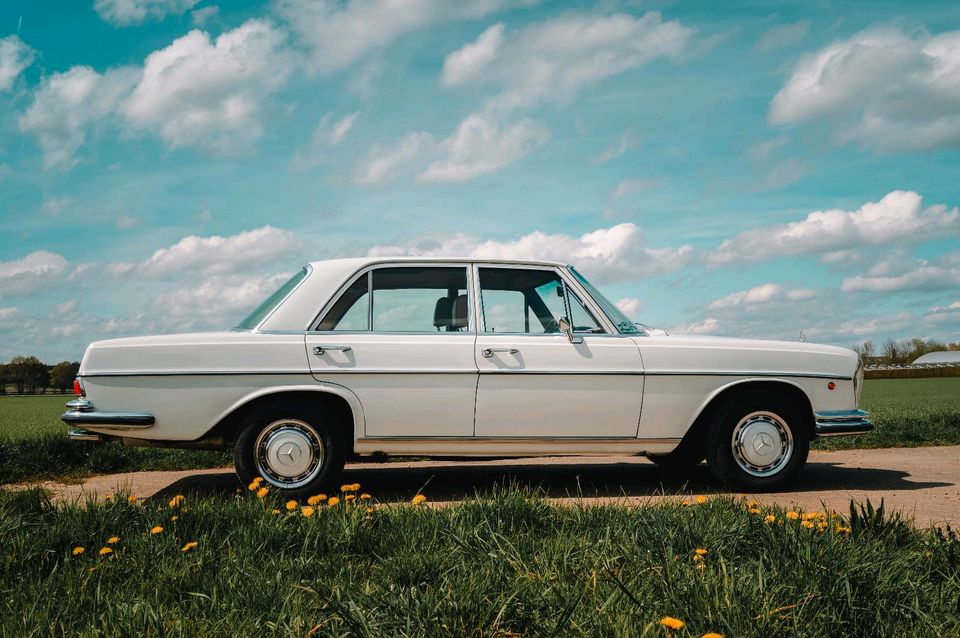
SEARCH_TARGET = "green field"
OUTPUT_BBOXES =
[1,487,956,637]
[1,377,958,484]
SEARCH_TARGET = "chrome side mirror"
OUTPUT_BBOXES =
[558,317,583,344]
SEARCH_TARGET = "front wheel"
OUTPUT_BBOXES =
[233,399,346,497]
[706,390,809,490]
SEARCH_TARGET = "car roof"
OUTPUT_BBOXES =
[306,256,569,269]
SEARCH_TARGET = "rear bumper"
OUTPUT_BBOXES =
[61,397,155,430]
[814,409,873,437]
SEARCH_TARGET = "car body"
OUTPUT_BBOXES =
[63,257,871,492]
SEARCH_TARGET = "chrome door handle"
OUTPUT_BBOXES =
[481,347,519,358]
[313,345,352,355]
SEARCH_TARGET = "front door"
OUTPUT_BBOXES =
[306,264,478,438]
[473,266,644,438]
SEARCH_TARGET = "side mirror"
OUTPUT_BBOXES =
[558,317,583,344]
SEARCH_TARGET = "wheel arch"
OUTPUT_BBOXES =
[204,384,363,453]
[677,378,815,453]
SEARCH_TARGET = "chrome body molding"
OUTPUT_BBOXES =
[814,409,874,437]
[66,398,94,411]
[353,436,681,457]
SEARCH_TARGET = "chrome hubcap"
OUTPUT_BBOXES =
[255,419,324,489]
[731,411,793,477]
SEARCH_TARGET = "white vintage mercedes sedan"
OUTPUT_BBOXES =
[64,257,871,494]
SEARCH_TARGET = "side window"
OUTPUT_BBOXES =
[317,275,369,331]
[567,288,604,334]
[479,268,564,333]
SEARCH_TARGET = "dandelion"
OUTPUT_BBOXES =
[411,494,427,505]
[285,500,298,511]
[150,526,163,535]
[271,509,281,515]
[98,547,113,557]
[345,494,356,502]
[72,547,85,556]
[764,514,777,524]
[702,633,724,638]
[694,548,707,556]
[168,494,185,508]
[681,499,691,506]
[786,511,800,520]
[301,506,315,518]
[801,520,815,529]
[660,616,684,630]
[817,521,828,532]
[836,525,852,535]
[127,495,138,504]
[748,507,762,515]
[247,477,263,491]
[694,495,708,504]
[306,494,326,506]
[341,483,361,492]
[256,486,269,499]
[328,496,341,507]
[360,493,371,501]
[695,561,705,571]
[104,494,113,501]
[106,536,120,545]
[181,541,198,553]
[170,515,178,521]
[747,500,759,509]
[365,507,374,515]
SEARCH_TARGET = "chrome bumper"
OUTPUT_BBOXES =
[67,428,104,442]
[814,409,873,437]
[61,398,155,430]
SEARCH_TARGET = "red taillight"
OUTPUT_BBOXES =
[827,382,836,391]
[73,378,84,397]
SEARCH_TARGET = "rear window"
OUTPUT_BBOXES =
[235,267,309,330]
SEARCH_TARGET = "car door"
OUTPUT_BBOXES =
[473,265,644,438]
[306,264,478,438]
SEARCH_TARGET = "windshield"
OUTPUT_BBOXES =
[235,267,309,330]
[568,266,641,334]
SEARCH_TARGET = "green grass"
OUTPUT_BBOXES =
[1,487,957,637]
[1,377,958,484]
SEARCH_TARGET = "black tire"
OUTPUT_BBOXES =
[233,398,346,498]
[706,390,809,491]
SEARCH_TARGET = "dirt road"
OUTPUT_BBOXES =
[23,445,960,528]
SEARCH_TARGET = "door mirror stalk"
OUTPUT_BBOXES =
[558,317,583,344]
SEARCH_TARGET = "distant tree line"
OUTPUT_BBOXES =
[0,357,81,395]
[852,338,960,366]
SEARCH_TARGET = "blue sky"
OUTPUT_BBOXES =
[1,0,959,361]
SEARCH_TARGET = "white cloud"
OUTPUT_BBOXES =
[0,307,18,321]
[745,135,788,161]
[148,273,289,324]
[591,130,635,164]
[756,20,810,52]
[419,114,549,183]
[611,177,657,198]
[441,12,693,112]
[0,35,34,91]
[672,318,721,335]
[770,27,960,151]
[353,131,436,185]
[615,297,644,318]
[708,283,816,310]
[291,112,360,170]
[18,65,139,169]
[0,250,69,297]
[94,0,199,26]
[275,0,518,74]
[138,226,301,278]
[841,251,960,292]
[190,5,219,26]
[122,19,293,155]
[55,299,78,314]
[368,222,693,284]
[708,191,959,266]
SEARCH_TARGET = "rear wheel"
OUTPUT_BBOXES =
[706,390,809,490]
[233,399,346,497]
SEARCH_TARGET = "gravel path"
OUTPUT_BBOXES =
[20,445,960,528]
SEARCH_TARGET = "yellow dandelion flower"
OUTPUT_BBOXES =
[360,493,371,501]
[681,499,691,506]
[345,494,356,502]
[106,536,120,545]
[104,494,113,501]
[251,476,263,485]
[271,508,281,515]
[247,481,259,491]
[327,496,341,507]
[98,547,113,557]
[340,483,361,492]
[306,494,326,506]
[694,495,708,504]
[127,495,138,504]
[411,494,427,505]
[692,554,703,562]
[801,520,815,529]
[285,499,298,511]
[301,506,315,518]
[747,500,759,509]
[181,541,198,552]
[817,521,828,532]
[660,616,685,630]
[72,547,85,556]
[695,561,705,570]
[694,548,708,556]
[256,486,269,499]
[168,494,185,508]
[764,514,776,524]
[365,507,374,515]
[150,526,163,535]
[702,633,724,638]
[786,511,800,520]
[836,525,851,535]
[748,507,761,514]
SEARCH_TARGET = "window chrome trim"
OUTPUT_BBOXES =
[251,263,313,332]
[310,262,475,334]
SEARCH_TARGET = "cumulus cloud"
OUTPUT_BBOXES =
[707,283,816,310]
[122,20,293,154]
[841,250,960,292]
[671,318,721,335]
[148,273,290,325]
[0,250,69,297]
[94,0,200,26]
[353,131,436,185]
[18,65,138,169]
[0,35,34,91]
[708,191,959,266]
[275,0,517,74]
[770,27,960,151]
[368,222,693,284]
[615,297,644,318]
[138,226,302,278]
[441,23,505,87]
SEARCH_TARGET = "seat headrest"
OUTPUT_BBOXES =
[433,297,453,329]
[451,294,469,329]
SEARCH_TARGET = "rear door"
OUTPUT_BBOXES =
[306,264,478,438]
